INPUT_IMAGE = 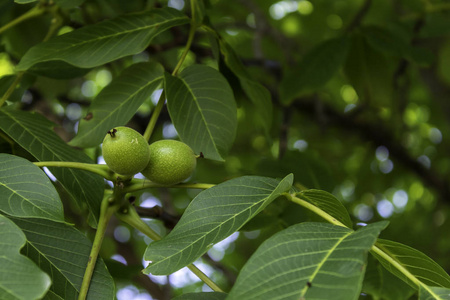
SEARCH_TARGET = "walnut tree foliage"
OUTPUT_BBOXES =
[1,0,450,299]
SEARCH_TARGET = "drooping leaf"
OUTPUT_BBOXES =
[419,286,450,300]
[296,189,353,228]
[15,8,189,76]
[70,62,164,148]
[219,40,273,133]
[165,65,237,161]
[279,37,350,105]
[362,254,415,300]
[10,217,114,300]
[0,108,104,225]
[372,239,450,289]
[0,154,64,222]
[344,33,392,106]
[173,292,227,300]
[0,214,51,300]
[144,174,293,275]
[227,221,389,300]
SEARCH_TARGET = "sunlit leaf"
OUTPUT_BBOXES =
[296,189,353,228]
[0,154,64,222]
[372,239,450,289]
[0,108,104,226]
[227,221,388,300]
[70,62,164,148]
[11,217,114,300]
[15,8,189,76]
[166,65,237,161]
[0,214,51,300]
[280,37,349,105]
[144,174,294,275]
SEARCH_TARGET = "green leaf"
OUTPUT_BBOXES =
[279,37,349,105]
[344,33,392,106]
[362,255,415,300]
[227,221,389,300]
[373,239,450,289]
[69,62,164,148]
[0,215,51,300]
[173,292,227,300]
[296,189,353,228]
[419,286,450,300]
[10,217,114,300]
[0,154,64,222]
[144,174,293,275]
[15,8,189,74]
[54,0,86,9]
[0,108,104,226]
[219,40,273,132]
[165,65,237,161]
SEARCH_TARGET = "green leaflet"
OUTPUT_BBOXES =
[70,62,164,148]
[0,108,104,226]
[11,217,114,300]
[0,154,64,222]
[166,65,237,161]
[16,8,189,76]
[227,221,388,300]
[144,174,293,275]
[0,215,51,300]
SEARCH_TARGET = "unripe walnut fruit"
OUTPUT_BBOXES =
[142,140,197,185]
[102,127,150,176]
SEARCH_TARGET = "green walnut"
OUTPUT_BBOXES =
[142,140,197,185]
[102,127,150,176]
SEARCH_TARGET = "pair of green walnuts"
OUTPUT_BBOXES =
[102,127,197,185]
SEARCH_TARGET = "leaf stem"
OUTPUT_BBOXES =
[34,161,114,180]
[287,194,348,228]
[143,90,166,142]
[288,193,432,293]
[78,192,120,300]
[117,206,224,292]
[0,72,24,108]
[143,9,198,142]
[0,5,46,35]
[123,179,215,193]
